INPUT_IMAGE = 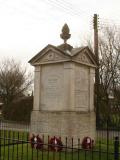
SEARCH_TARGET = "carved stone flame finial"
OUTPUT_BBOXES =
[60,23,71,43]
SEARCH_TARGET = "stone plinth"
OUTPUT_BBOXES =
[31,110,96,145]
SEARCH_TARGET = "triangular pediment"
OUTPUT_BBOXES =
[29,45,97,67]
[29,44,71,65]
[34,49,71,64]
[72,47,96,67]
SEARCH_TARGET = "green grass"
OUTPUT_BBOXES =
[0,129,28,145]
[1,142,115,160]
[0,130,117,160]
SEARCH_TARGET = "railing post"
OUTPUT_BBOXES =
[106,118,109,160]
[114,136,119,160]
[0,119,2,159]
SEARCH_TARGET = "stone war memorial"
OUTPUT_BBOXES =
[29,24,97,144]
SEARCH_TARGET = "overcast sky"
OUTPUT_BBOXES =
[0,0,120,66]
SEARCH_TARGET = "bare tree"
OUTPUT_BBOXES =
[99,26,120,98]
[0,58,33,107]
[83,25,120,100]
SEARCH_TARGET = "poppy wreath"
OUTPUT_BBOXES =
[49,136,63,152]
[82,137,94,149]
[30,134,43,150]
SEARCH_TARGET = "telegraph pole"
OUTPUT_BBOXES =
[93,14,99,64]
[93,14,100,122]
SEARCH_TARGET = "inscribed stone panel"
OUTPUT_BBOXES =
[41,64,64,111]
[75,65,89,110]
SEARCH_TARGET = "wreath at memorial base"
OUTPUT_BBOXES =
[49,136,63,152]
[30,134,43,150]
[82,137,94,149]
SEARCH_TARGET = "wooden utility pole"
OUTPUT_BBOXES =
[93,14,100,117]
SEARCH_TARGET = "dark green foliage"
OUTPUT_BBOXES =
[3,96,33,122]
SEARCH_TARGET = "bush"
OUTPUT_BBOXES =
[3,96,33,122]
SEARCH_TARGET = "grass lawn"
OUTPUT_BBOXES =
[0,130,117,160]
[0,129,28,145]
[1,142,115,160]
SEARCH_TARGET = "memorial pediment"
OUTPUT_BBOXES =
[72,48,96,67]
[29,45,71,65]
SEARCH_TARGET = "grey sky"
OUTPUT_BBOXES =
[0,0,120,65]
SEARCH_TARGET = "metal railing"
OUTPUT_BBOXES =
[0,129,119,160]
[0,119,30,132]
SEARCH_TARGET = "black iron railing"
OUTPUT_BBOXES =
[0,129,120,160]
[0,119,30,132]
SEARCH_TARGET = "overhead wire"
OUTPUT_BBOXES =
[0,1,49,25]
[49,0,90,16]
[89,15,120,31]
[39,0,90,17]
[99,21,120,31]
[2,0,120,34]
[40,0,80,17]
[0,0,94,27]
[38,0,93,34]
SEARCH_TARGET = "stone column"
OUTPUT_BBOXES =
[33,66,41,111]
[89,68,95,111]
[63,62,75,111]
[69,63,75,110]
[30,66,41,134]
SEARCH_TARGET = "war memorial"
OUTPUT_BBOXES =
[29,24,97,144]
